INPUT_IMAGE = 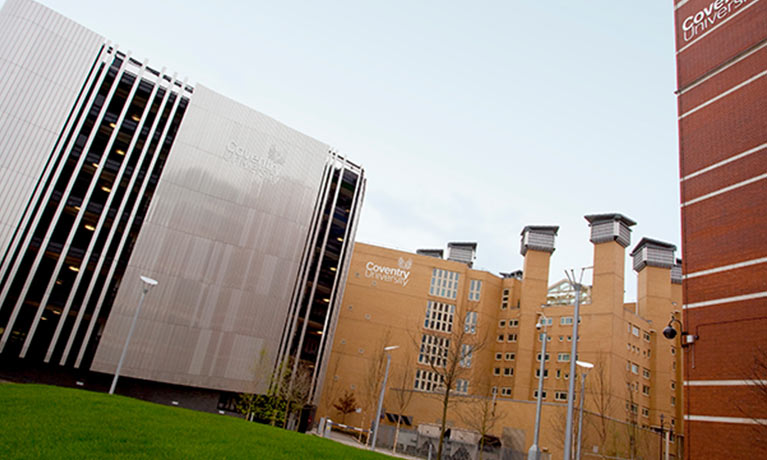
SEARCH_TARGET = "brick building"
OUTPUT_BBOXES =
[672,0,767,457]
[318,214,683,458]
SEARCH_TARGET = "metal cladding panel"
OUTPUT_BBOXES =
[91,85,331,392]
[520,231,556,255]
[0,0,103,258]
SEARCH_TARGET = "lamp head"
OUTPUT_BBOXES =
[384,345,400,351]
[662,326,677,340]
[576,360,594,370]
[140,275,158,287]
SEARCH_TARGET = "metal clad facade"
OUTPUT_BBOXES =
[0,0,103,258]
[89,87,335,392]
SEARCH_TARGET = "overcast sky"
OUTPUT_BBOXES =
[37,0,681,301]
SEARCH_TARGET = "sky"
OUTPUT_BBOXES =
[38,0,682,301]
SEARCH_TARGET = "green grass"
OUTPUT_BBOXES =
[0,383,390,459]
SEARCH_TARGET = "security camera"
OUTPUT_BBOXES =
[662,326,677,340]
[535,322,542,330]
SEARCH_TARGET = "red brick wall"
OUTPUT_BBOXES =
[674,0,767,458]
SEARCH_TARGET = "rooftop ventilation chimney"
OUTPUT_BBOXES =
[446,242,477,267]
[630,238,676,272]
[584,213,636,248]
[416,249,444,259]
[520,226,559,256]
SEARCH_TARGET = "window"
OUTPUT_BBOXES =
[564,372,569,380]
[503,367,514,376]
[555,391,568,401]
[671,396,676,406]
[671,347,676,355]
[455,379,469,394]
[561,316,574,326]
[499,320,506,328]
[642,407,650,418]
[559,335,564,342]
[497,334,504,342]
[533,390,547,399]
[643,368,651,379]
[536,353,550,362]
[414,369,443,392]
[460,344,473,368]
[495,352,502,361]
[671,381,676,390]
[642,385,650,396]
[501,387,512,397]
[556,369,562,379]
[507,334,517,342]
[430,268,459,299]
[501,289,509,310]
[424,301,455,332]
[631,363,639,374]
[643,332,651,342]
[630,403,638,414]
[505,352,515,361]
[541,317,553,326]
[509,319,519,327]
[632,325,640,337]
[566,335,572,342]
[464,311,478,334]
[538,333,551,342]
[419,334,450,367]
[468,279,482,301]
[535,369,549,379]
[493,367,501,376]
[557,353,571,362]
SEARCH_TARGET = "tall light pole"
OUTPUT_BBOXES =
[371,345,399,450]
[564,268,587,460]
[575,360,594,460]
[109,275,158,395]
[528,311,549,460]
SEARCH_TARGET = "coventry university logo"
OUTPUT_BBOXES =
[224,140,285,183]
[366,259,412,287]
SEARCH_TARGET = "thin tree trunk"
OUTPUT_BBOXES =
[393,418,402,453]
[438,389,450,460]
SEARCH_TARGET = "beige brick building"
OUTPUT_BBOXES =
[318,213,683,459]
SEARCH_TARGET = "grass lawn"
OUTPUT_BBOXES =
[0,383,390,459]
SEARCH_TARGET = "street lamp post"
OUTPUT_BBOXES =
[109,275,158,395]
[371,345,399,450]
[564,268,587,460]
[528,312,549,460]
[575,360,594,460]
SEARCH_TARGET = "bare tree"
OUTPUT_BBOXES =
[390,351,416,454]
[586,353,614,455]
[738,346,767,454]
[237,347,273,421]
[416,304,487,460]
[459,378,501,460]
[280,359,313,429]
[361,329,393,441]
[625,380,639,460]
[333,390,358,424]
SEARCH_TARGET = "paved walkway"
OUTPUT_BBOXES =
[313,429,423,460]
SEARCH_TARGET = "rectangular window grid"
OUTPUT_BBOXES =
[464,311,478,334]
[459,344,473,368]
[468,279,482,301]
[423,301,455,332]
[414,369,443,392]
[419,334,450,367]
[430,268,459,299]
